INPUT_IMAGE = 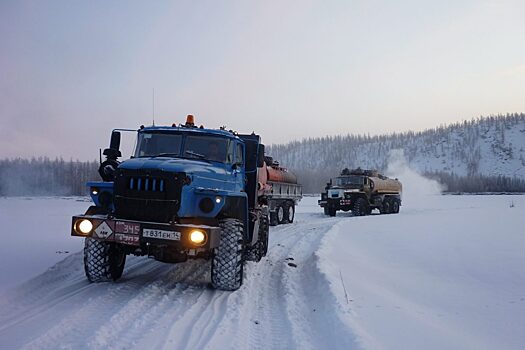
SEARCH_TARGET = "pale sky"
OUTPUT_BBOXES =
[1,0,524,160]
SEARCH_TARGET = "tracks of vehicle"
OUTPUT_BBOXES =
[0,214,358,349]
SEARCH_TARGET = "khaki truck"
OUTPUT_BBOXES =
[318,168,402,217]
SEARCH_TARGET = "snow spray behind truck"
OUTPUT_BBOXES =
[319,168,402,217]
[71,115,269,291]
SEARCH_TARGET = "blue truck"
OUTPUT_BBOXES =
[71,115,269,290]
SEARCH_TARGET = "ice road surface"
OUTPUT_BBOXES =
[0,195,524,350]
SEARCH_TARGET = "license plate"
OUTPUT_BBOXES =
[143,228,181,241]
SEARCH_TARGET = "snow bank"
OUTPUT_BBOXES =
[316,195,525,350]
[0,197,87,293]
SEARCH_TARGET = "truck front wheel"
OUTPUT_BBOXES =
[353,198,369,216]
[211,218,245,291]
[328,206,337,217]
[84,238,126,282]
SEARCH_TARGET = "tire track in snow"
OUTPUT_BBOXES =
[280,221,358,350]
[18,260,179,349]
[0,213,359,350]
[90,261,211,350]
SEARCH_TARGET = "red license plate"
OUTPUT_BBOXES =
[115,221,140,235]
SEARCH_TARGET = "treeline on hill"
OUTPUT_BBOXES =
[1,157,524,196]
[268,113,525,193]
[0,158,99,196]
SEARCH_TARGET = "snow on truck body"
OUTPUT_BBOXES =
[71,115,271,291]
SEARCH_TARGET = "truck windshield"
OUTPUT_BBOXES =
[133,132,232,163]
[134,132,183,158]
[335,176,364,186]
[184,136,232,163]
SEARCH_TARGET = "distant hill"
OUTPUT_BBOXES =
[267,114,525,192]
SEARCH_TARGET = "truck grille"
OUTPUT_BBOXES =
[128,176,166,192]
[113,169,185,223]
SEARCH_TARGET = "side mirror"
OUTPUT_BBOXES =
[110,130,121,150]
[103,131,122,160]
[257,144,265,168]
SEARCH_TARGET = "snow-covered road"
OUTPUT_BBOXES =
[0,195,524,349]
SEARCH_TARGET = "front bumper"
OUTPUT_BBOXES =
[71,215,221,250]
[318,198,352,207]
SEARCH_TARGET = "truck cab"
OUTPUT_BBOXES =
[71,116,269,291]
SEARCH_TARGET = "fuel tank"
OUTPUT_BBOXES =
[369,176,402,194]
[257,157,299,197]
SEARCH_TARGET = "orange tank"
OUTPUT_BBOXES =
[266,166,298,184]
[257,159,299,197]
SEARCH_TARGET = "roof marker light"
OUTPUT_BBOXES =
[186,114,195,126]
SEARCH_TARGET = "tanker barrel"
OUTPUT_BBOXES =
[267,166,298,184]
[369,176,402,193]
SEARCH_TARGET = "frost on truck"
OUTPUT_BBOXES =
[71,115,270,291]
[318,168,402,217]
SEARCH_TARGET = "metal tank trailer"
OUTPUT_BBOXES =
[318,168,402,216]
[257,157,302,226]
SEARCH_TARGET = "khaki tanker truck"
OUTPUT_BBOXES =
[318,168,402,217]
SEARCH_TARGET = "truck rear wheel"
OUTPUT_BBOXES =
[245,215,269,262]
[84,238,126,282]
[380,198,392,214]
[269,212,278,226]
[353,198,369,216]
[277,205,286,224]
[392,199,400,213]
[287,203,295,223]
[211,218,245,291]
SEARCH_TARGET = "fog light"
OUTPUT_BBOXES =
[199,197,214,213]
[189,230,206,245]
[215,196,222,204]
[77,219,93,234]
[91,187,99,195]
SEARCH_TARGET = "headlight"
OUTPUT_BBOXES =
[75,219,93,235]
[215,196,222,204]
[91,187,99,195]
[189,230,206,245]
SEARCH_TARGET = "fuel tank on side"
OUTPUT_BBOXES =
[266,166,297,184]
[257,159,299,197]
[369,176,402,194]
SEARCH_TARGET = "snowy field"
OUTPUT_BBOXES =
[0,195,524,349]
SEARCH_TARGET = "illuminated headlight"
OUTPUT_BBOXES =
[215,196,222,204]
[189,230,206,245]
[75,219,93,235]
[91,187,99,196]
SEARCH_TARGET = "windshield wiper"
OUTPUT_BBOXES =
[150,153,182,158]
[185,150,210,161]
